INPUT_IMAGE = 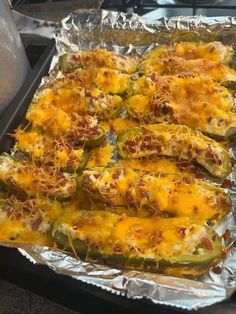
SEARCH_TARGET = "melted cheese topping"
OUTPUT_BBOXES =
[0,155,76,199]
[143,41,232,64]
[34,87,123,120]
[0,219,52,246]
[26,101,101,144]
[98,119,139,135]
[139,56,236,82]
[57,67,131,95]
[120,159,181,174]
[95,68,131,94]
[55,211,211,260]
[62,49,137,74]
[15,129,85,170]
[126,92,236,137]
[0,196,62,233]
[132,75,234,111]
[26,102,72,135]
[82,167,230,222]
[0,46,229,270]
[87,146,115,167]
[109,118,139,135]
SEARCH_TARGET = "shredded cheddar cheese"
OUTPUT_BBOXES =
[87,146,115,167]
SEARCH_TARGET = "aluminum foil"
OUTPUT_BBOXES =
[4,10,236,311]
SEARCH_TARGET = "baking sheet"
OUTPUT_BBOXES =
[3,10,236,311]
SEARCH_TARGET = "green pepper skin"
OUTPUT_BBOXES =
[116,127,144,159]
[222,80,236,91]
[58,54,74,73]
[82,127,106,148]
[116,124,232,179]
[52,210,223,277]
[54,230,221,272]
[60,151,89,174]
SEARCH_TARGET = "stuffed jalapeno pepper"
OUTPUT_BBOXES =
[53,210,223,277]
[26,104,105,148]
[116,124,232,178]
[59,49,137,74]
[80,167,231,223]
[14,129,88,173]
[0,154,77,200]
[34,87,123,120]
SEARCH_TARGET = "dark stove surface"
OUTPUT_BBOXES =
[13,0,236,21]
[101,0,236,17]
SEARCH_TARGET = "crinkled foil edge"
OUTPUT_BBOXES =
[4,10,236,310]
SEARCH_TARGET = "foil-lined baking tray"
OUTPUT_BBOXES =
[3,10,236,311]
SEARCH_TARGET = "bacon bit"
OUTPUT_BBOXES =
[72,54,81,62]
[93,173,102,179]
[112,169,122,180]
[207,116,212,123]
[205,148,222,165]
[131,225,143,238]
[231,157,236,165]
[124,140,137,153]
[72,221,81,230]
[150,97,174,117]
[109,183,117,189]
[150,72,157,81]
[125,191,136,208]
[221,241,236,260]
[212,265,222,274]
[182,176,194,184]
[138,189,150,200]
[177,227,186,239]
[150,231,162,244]
[218,195,231,209]
[100,137,109,147]
[118,214,126,222]
[222,229,231,242]
[211,212,220,221]
[113,243,122,253]
[14,212,22,220]
[220,179,235,189]
[186,150,192,159]
[31,216,43,231]
[193,206,198,214]
[85,91,91,97]
[200,237,213,251]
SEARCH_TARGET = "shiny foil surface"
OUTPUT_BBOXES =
[5,10,236,311]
